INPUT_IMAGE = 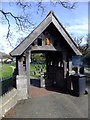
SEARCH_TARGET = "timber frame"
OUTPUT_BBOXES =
[10,11,82,98]
[10,11,81,57]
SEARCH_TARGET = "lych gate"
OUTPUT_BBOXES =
[10,11,82,99]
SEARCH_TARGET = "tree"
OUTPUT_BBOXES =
[31,53,45,63]
[83,35,90,66]
[74,36,88,56]
[1,1,77,46]
[73,35,90,66]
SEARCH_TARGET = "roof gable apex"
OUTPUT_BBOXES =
[10,12,53,56]
[10,11,82,56]
[51,14,82,55]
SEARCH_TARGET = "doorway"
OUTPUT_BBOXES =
[30,51,64,89]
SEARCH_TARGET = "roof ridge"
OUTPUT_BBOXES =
[10,10,81,56]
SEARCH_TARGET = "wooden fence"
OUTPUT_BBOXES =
[0,75,16,96]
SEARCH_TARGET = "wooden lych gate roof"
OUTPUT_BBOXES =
[10,11,82,57]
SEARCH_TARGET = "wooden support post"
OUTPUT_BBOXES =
[34,39,38,46]
[18,56,26,75]
[18,57,23,75]
[26,50,31,98]
[16,57,18,75]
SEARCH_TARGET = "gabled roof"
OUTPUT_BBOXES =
[10,11,82,56]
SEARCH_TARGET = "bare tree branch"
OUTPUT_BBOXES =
[74,36,84,47]
[36,1,45,15]
[16,1,32,12]
[0,1,77,47]
[58,1,77,9]
[0,9,34,46]
[50,0,77,9]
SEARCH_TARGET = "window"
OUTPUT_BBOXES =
[38,38,42,46]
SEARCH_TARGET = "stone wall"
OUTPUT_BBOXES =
[0,88,17,119]
[16,75,28,100]
[0,75,29,119]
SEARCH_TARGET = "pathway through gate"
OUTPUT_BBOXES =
[30,77,70,98]
[31,86,51,98]
[30,77,52,98]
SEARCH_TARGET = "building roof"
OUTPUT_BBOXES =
[10,11,82,57]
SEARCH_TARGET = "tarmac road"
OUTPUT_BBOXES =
[4,89,88,118]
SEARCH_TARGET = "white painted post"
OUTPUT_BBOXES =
[69,60,72,75]
[40,72,45,88]
[63,53,67,79]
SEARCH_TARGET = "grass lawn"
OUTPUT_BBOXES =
[0,63,46,80]
[30,63,46,79]
[0,64,14,80]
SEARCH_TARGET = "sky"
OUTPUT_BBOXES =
[0,2,88,54]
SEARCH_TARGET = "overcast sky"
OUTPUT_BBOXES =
[0,2,88,54]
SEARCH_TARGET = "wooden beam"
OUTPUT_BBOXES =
[26,50,31,98]
[18,56,23,75]
[52,15,82,55]
[32,45,64,51]
[10,13,52,56]
[16,57,18,75]
[10,11,82,57]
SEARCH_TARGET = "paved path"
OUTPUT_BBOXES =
[10,66,15,72]
[3,75,89,119]
[4,87,88,118]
